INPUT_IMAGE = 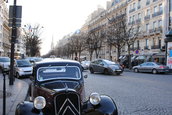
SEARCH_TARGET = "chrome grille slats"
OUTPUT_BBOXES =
[54,92,81,115]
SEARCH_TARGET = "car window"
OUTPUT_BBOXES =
[16,60,32,67]
[37,66,81,81]
[0,58,10,62]
[140,63,147,66]
[103,60,116,65]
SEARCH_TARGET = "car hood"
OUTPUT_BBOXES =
[18,67,32,71]
[41,80,82,92]
[109,65,121,70]
[2,62,10,66]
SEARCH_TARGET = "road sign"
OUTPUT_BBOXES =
[9,5,22,27]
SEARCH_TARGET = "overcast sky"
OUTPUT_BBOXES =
[8,0,109,55]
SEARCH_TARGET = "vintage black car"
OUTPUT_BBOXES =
[15,59,118,115]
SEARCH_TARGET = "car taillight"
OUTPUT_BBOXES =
[159,66,165,69]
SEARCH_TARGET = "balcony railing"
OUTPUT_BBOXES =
[128,21,135,25]
[144,15,150,20]
[149,27,162,34]
[136,19,141,24]
[151,45,161,49]
[129,8,136,13]
[152,11,163,18]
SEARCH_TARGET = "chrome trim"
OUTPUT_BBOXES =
[54,92,81,115]
[36,66,82,82]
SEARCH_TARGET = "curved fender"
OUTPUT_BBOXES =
[83,95,118,115]
[15,101,43,115]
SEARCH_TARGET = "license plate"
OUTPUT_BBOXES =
[116,70,121,71]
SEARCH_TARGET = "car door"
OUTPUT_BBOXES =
[139,63,147,72]
[91,60,99,72]
[146,62,155,72]
[97,60,106,73]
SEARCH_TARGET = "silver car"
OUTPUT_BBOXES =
[14,59,33,78]
[89,59,123,75]
[0,57,10,73]
[81,60,90,70]
[132,62,169,74]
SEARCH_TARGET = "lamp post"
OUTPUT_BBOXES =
[9,0,17,85]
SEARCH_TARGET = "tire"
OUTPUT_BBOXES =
[152,69,157,74]
[90,68,94,74]
[134,68,139,73]
[104,69,109,75]
[16,73,20,79]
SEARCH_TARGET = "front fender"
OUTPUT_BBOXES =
[83,95,118,115]
[15,101,43,115]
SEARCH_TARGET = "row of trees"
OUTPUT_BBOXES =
[53,14,141,68]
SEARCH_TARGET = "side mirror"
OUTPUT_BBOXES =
[84,75,88,79]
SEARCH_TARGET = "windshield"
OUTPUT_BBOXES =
[103,60,116,65]
[16,60,32,67]
[0,58,10,62]
[37,66,81,81]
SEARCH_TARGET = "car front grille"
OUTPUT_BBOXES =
[54,92,81,115]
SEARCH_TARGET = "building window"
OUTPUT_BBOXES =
[152,38,155,46]
[158,20,162,27]
[130,4,132,10]
[154,6,158,13]
[132,15,135,22]
[159,39,161,48]
[138,13,141,19]
[133,3,136,9]
[153,21,156,29]
[138,0,141,9]
[147,9,150,16]
[146,39,149,47]
[159,4,163,12]
[146,23,149,32]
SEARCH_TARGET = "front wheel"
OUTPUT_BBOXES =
[90,68,94,74]
[134,68,139,73]
[104,69,109,75]
[152,69,157,74]
[16,73,20,79]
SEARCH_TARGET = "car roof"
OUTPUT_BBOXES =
[35,59,81,67]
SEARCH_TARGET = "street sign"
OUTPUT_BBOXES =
[9,6,22,27]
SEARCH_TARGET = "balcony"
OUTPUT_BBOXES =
[144,15,150,20]
[129,8,136,13]
[128,21,135,25]
[151,45,160,49]
[136,19,141,24]
[144,46,149,50]
[137,6,141,9]
[146,1,150,5]
[152,11,163,18]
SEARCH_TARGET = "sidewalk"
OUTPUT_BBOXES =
[0,73,29,115]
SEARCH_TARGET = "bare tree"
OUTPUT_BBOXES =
[86,25,106,60]
[23,24,43,57]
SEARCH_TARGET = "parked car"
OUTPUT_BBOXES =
[0,57,10,73]
[15,59,118,115]
[89,59,123,75]
[81,60,90,70]
[14,59,33,78]
[132,62,169,74]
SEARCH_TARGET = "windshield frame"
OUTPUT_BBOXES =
[16,60,32,67]
[36,66,82,82]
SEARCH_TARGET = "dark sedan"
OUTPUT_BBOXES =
[132,62,169,74]
[89,59,123,75]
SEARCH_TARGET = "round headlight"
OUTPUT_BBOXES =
[89,92,101,105]
[34,96,46,110]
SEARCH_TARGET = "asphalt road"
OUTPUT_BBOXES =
[23,71,172,115]
[83,70,172,115]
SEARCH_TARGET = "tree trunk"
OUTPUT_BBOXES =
[127,45,132,69]
[109,45,112,61]
[117,45,121,62]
